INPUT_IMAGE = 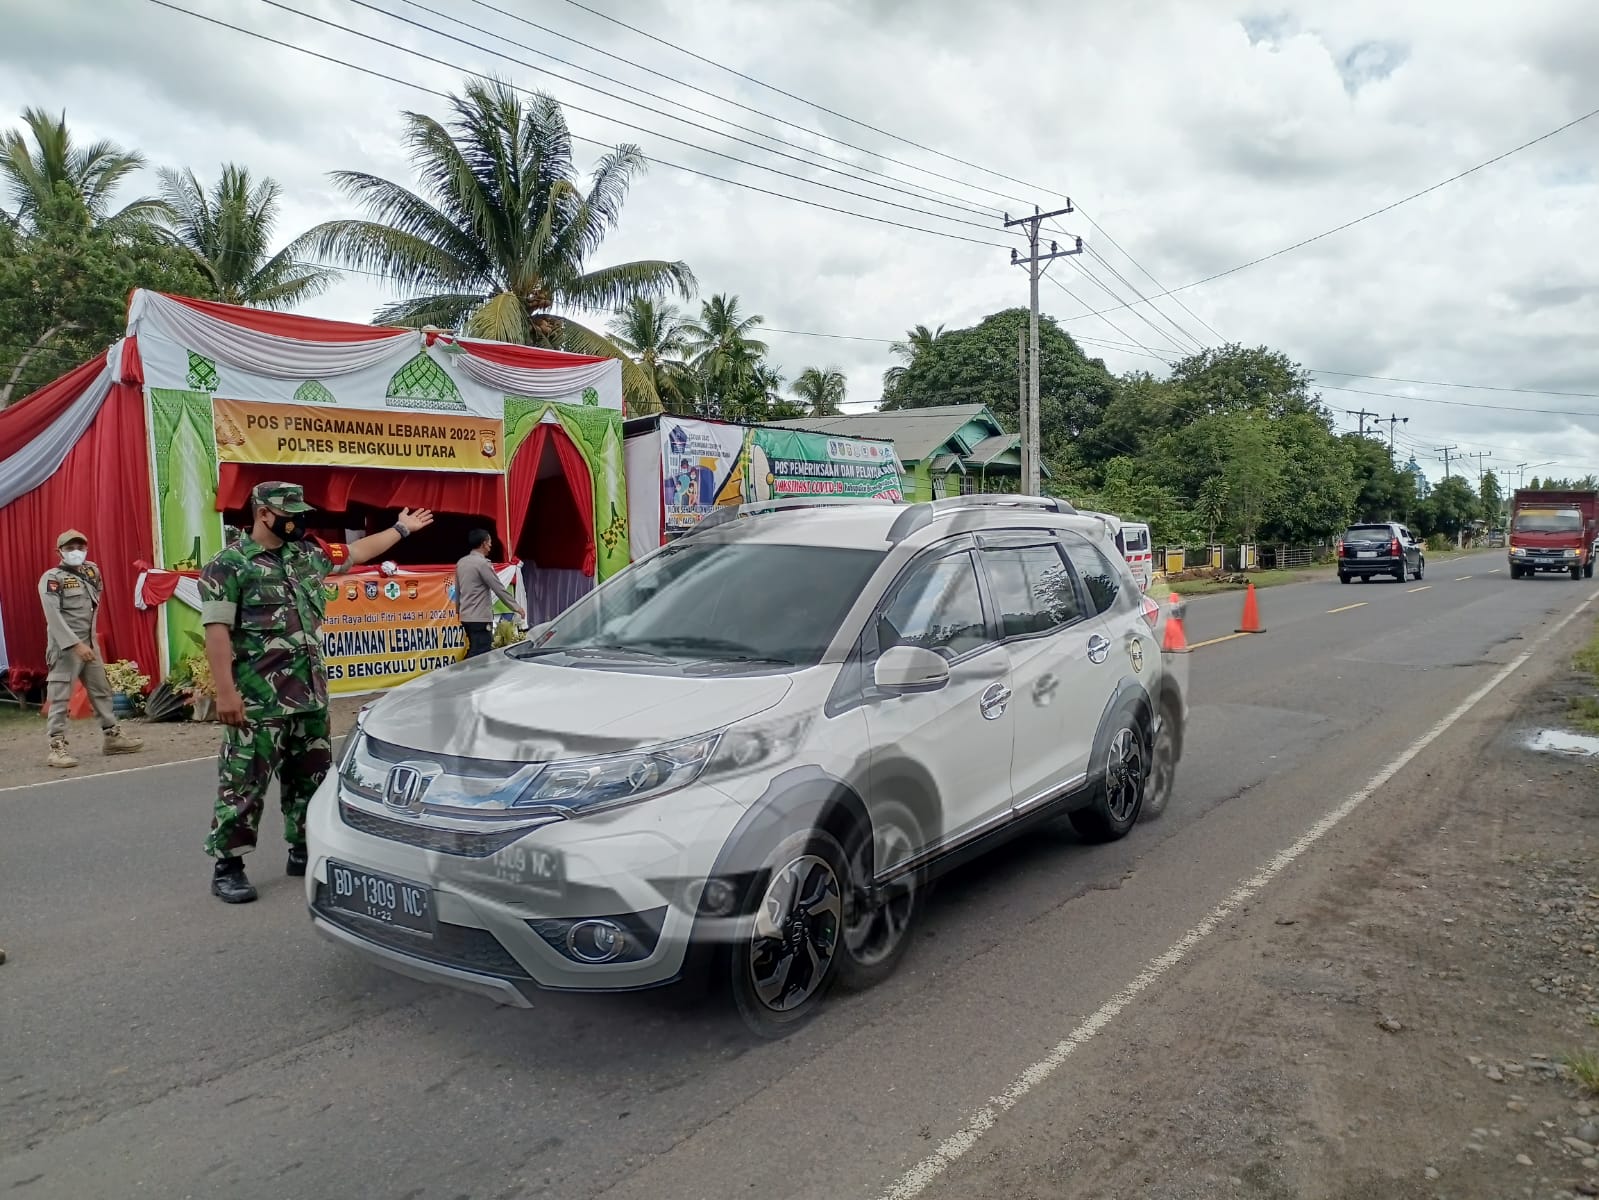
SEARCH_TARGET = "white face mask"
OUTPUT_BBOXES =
[61,549,87,568]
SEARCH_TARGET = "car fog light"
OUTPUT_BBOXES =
[566,919,627,963]
[699,877,739,916]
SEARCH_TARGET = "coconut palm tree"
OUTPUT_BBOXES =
[793,365,848,416]
[156,164,334,309]
[881,322,943,398]
[296,79,695,409]
[608,297,695,414]
[1,107,163,233]
[683,293,766,416]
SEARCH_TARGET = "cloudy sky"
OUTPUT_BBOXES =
[6,0,1599,484]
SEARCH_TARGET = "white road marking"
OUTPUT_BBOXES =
[0,754,214,796]
[1186,632,1250,650]
[1456,576,1473,581]
[879,592,1598,1200]
[1326,602,1367,614]
[1407,585,1433,593]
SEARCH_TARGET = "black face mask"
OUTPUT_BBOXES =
[266,512,310,543]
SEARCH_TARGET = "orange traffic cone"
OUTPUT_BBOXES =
[1162,592,1189,653]
[1236,582,1265,634]
[40,680,93,720]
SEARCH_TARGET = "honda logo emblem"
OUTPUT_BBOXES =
[383,763,432,814]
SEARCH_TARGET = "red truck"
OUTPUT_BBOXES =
[1508,489,1599,580]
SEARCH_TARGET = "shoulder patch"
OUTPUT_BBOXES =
[46,578,60,593]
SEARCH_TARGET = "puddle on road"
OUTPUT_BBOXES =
[1525,729,1599,757]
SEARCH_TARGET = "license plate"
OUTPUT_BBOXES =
[1357,551,1376,558]
[327,861,435,936]
[489,843,566,895]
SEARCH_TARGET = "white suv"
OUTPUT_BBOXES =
[306,495,1188,1032]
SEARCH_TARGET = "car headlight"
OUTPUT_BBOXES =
[1510,546,1526,556]
[513,713,813,817]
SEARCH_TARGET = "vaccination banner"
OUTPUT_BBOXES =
[212,398,505,473]
[744,428,903,504]
[320,570,467,695]
[660,416,748,530]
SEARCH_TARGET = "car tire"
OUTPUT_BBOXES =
[1140,695,1181,823]
[1574,565,1584,581]
[835,800,923,993]
[1586,561,1595,580]
[728,827,847,1038]
[1509,564,1522,579]
[1070,705,1149,843]
[1393,562,1406,583]
[1338,573,1350,584]
[1415,557,1425,581]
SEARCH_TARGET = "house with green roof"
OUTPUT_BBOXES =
[769,403,1040,502]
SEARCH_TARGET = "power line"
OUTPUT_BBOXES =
[549,0,1053,208]
[142,0,1011,250]
[1059,99,1599,319]
[253,0,1016,240]
[1073,207,1228,343]
[449,0,1011,220]
[356,0,1007,225]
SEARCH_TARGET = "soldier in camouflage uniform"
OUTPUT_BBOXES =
[39,529,145,767]
[199,482,433,903]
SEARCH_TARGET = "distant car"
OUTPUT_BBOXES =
[1079,510,1155,591]
[306,494,1188,1033]
[1337,522,1424,584]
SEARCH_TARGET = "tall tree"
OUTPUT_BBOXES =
[608,296,694,414]
[683,293,766,416]
[792,365,847,416]
[156,164,333,308]
[1479,469,1504,525]
[1,107,163,233]
[881,322,942,399]
[298,79,694,410]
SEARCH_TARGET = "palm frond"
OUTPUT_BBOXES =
[371,292,487,330]
[561,258,695,313]
[555,317,663,414]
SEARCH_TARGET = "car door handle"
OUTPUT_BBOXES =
[1032,674,1059,703]
[979,682,1011,720]
[1087,634,1111,664]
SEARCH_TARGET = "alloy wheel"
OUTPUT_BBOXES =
[1104,727,1145,824]
[843,819,917,969]
[748,853,842,1012]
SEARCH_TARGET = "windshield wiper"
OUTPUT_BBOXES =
[511,643,670,662]
[632,635,789,661]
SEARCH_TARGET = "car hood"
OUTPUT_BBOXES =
[359,650,795,762]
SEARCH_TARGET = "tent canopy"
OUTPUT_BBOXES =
[0,290,624,689]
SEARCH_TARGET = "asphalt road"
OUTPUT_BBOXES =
[3,548,1592,1200]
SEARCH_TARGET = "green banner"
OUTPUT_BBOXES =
[149,388,225,674]
[745,428,902,504]
[503,397,629,581]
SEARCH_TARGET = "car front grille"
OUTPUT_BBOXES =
[313,883,532,979]
[338,801,546,858]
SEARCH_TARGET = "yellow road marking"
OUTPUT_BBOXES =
[1455,575,1472,581]
[1187,632,1252,650]
[1327,602,1367,613]
[1407,585,1432,593]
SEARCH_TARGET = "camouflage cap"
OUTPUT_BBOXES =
[56,528,89,548]
[250,482,313,513]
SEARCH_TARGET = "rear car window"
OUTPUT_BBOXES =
[1125,529,1149,552]
[1342,526,1394,542]
[980,544,1083,638]
[1061,534,1124,616]
[1514,508,1583,533]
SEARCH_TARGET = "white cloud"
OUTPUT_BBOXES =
[5,0,1599,482]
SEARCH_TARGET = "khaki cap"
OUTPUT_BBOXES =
[56,529,89,549]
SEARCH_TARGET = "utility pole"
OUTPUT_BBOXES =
[1347,408,1379,436]
[1467,450,1491,484]
[1380,414,1409,458]
[1006,203,1080,495]
[1435,445,1459,479]
[1017,326,1026,493]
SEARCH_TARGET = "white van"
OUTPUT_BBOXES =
[1078,511,1154,590]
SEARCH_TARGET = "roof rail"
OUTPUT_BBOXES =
[885,493,1078,544]
[681,495,898,538]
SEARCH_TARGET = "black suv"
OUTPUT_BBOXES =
[1337,522,1425,584]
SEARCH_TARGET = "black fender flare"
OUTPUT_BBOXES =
[1087,677,1155,789]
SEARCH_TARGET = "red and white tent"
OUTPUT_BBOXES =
[0,290,627,693]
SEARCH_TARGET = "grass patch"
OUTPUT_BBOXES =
[1575,622,1599,678]
[1567,1049,1599,1095]
[1149,568,1324,598]
[1569,697,1599,736]
[0,702,37,727]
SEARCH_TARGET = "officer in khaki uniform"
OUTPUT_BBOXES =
[38,529,145,768]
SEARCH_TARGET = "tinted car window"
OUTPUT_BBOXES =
[1125,529,1149,552]
[533,540,885,668]
[879,552,989,660]
[981,544,1082,637]
[1342,525,1394,543]
[1061,535,1123,615]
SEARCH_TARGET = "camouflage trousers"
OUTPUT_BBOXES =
[204,710,332,858]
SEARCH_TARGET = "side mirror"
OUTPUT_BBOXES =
[524,621,551,643]
[873,645,951,696]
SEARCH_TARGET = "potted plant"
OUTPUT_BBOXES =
[178,653,217,721]
[103,659,151,719]
[491,617,527,650]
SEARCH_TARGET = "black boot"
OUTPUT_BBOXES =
[286,844,308,877]
[211,856,258,904]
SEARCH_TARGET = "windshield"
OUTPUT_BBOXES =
[1514,508,1583,533]
[1342,526,1394,543]
[520,539,886,668]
